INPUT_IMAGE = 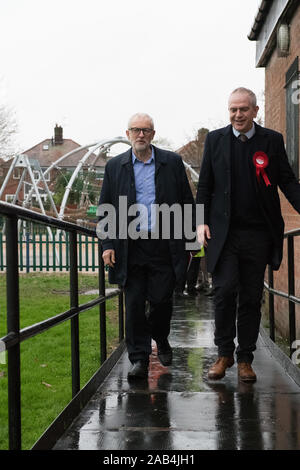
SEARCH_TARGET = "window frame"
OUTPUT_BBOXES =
[285,57,299,179]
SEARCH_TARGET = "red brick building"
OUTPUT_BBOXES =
[177,128,209,197]
[177,128,209,175]
[249,0,300,338]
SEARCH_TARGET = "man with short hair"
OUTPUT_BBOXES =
[99,113,194,379]
[197,87,300,383]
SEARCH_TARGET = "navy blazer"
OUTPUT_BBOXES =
[99,145,195,286]
[196,123,300,273]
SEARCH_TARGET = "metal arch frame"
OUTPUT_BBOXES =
[23,137,131,220]
[183,162,199,182]
[22,137,199,220]
[57,138,131,219]
[0,154,59,244]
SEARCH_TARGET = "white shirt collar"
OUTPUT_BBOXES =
[232,123,255,139]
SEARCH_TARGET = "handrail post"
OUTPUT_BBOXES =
[26,230,30,273]
[268,265,275,342]
[6,215,21,450]
[98,241,106,364]
[287,236,296,359]
[118,289,124,342]
[70,231,80,397]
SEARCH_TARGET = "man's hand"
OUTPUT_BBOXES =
[102,249,115,268]
[197,224,211,248]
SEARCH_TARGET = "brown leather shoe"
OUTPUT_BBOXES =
[208,356,234,380]
[238,363,257,383]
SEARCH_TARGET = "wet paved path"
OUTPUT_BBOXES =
[54,294,300,450]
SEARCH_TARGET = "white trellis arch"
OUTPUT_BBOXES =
[23,137,131,220]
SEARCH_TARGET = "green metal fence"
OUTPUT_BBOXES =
[0,229,99,272]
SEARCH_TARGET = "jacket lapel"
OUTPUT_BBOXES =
[121,148,136,204]
[249,123,270,193]
[222,125,232,166]
[253,123,269,154]
[153,145,167,173]
[153,146,167,204]
[221,125,232,191]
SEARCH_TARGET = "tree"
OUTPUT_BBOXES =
[152,136,174,150]
[53,170,98,207]
[0,104,18,159]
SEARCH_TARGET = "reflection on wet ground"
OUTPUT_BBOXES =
[54,294,300,450]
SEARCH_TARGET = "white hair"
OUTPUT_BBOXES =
[127,113,155,129]
[229,87,257,107]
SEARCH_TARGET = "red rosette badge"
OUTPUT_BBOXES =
[253,151,271,186]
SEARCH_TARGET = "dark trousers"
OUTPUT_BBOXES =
[124,238,175,364]
[186,256,201,291]
[212,228,272,363]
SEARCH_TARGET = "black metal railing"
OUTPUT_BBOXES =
[0,201,124,450]
[264,227,300,358]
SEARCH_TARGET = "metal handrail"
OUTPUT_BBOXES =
[0,201,124,450]
[264,227,300,358]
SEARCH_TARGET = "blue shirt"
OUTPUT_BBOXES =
[132,146,156,232]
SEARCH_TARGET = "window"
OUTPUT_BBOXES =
[33,170,40,181]
[13,168,22,179]
[24,182,47,201]
[32,194,47,202]
[5,194,15,203]
[41,168,50,181]
[29,168,50,182]
[96,171,104,180]
[285,57,299,179]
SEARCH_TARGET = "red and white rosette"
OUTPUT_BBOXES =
[253,151,271,186]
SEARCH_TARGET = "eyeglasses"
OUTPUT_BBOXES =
[128,127,154,135]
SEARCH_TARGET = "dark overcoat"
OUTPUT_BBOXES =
[99,145,195,286]
[196,123,300,273]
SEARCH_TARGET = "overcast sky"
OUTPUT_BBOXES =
[0,0,264,154]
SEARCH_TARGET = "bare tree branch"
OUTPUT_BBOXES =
[0,104,18,159]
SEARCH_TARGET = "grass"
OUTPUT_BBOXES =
[0,272,120,450]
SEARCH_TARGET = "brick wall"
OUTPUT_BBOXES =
[264,5,300,338]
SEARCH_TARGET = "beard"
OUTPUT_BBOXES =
[133,140,149,153]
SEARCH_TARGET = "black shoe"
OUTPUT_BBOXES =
[127,360,149,380]
[204,287,214,297]
[157,340,173,366]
